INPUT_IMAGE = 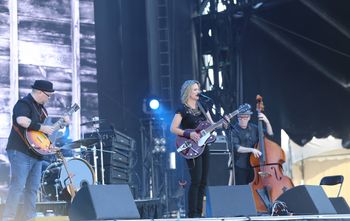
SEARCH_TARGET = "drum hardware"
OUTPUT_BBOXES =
[41,156,95,202]
[98,130,105,185]
[61,138,99,149]
[86,117,106,185]
[91,145,98,184]
[89,145,117,185]
[54,180,60,201]
[80,118,106,126]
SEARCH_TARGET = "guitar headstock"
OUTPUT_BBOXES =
[67,103,80,115]
[256,95,264,113]
[238,103,251,114]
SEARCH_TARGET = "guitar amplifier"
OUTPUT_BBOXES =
[112,132,135,150]
[103,166,130,184]
[209,135,228,152]
[84,129,135,150]
[85,147,132,169]
[103,149,132,169]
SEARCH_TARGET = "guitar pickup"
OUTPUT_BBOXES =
[200,130,208,137]
[177,141,192,152]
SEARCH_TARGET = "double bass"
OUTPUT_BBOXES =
[249,95,294,213]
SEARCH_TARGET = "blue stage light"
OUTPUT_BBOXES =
[143,97,161,114]
[149,99,160,110]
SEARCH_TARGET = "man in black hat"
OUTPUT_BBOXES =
[2,80,57,221]
[229,104,273,185]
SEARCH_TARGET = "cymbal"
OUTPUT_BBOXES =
[61,138,99,149]
[80,119,105,126]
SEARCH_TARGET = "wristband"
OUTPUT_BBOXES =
[183,130,191,139]
[28,121,41,131]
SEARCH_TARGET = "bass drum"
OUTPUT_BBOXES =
[41,158,95,201]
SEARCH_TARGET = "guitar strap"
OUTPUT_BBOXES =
[13,125,32,149]
[197,101,210,122]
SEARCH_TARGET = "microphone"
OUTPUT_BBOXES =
[199,92,213,101]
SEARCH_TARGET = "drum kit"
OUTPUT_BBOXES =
[40,118,110,202]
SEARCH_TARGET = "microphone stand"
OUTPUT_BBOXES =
[218,112,236,186]
[229,137,236,186]
[200,95,236,185]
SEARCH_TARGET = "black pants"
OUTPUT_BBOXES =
[186,147,209,218]
[235,166,254,185]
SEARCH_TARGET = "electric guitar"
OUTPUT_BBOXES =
[25,103,80,156]
[176,103,251,159]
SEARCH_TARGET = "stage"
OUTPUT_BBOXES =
[0,197,349,221]
[28,214,350,221]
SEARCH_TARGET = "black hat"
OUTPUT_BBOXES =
[31,80,54,92]
[238,104,253,115]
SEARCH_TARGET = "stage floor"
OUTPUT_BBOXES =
[29,214,350,221]
[2,200,350,221]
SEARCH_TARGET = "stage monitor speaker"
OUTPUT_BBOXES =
[206,185,257,217]
[207,152,230,186]
[276,185,337,215]
[69,184,140,221]
[329,197,350,214]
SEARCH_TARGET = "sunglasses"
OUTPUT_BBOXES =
[41,91,52,98]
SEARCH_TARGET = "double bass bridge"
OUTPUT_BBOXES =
[258,171,271,178]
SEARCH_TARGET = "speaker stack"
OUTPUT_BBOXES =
[207,136,231,186]
[84,129,135,185]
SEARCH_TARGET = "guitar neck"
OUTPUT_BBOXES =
[204,109,239,133]
[50,104,79,132]
[52,118,65,131]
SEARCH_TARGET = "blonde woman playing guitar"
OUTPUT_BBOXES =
[170,80,231,218]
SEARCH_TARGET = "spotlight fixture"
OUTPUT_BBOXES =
[152,137,167,154]
[143,97,161,114]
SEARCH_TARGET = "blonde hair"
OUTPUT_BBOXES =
[180,80,200,104]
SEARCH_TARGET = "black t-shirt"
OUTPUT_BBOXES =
[230,122,259,169]
[7,94,48,159]
[175,102,208,129]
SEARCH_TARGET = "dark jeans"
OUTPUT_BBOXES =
[235,166,254,185]
[186,147,209,218]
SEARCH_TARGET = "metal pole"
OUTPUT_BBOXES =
[99,131,105,185]
[92,145,98,184]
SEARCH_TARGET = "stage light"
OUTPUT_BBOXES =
[143,97,161,114]
[149,99,159,110]
[159,145,166,153]
[152,137,167,154]
[153,138,161,145]
[160,138,166,145]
